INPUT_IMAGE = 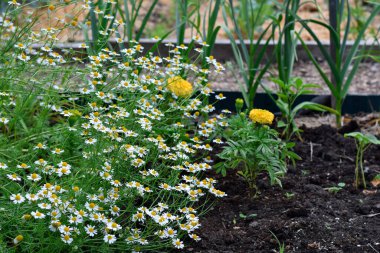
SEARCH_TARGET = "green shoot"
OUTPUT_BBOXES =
[344,132,380,189]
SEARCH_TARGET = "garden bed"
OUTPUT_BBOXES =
[189,124,380,253]
[2,0,380,251]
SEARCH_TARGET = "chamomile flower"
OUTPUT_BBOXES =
[18,53,30,62]
[7,173,21,181]
[85,138,97,145]
[110,205,120,216]
[104,234,117,244]
[26,193,39,201]
[213,138,223,144]
[0,117,9,124]
[132,212,145,222]
[52,148,64,155]
[31,210,46,219]
[68,215,83,225]
[85,202,99,211]
[10,194,25,204]
[38,202,51,210]
[215,93,226,100]
[61,234,73,244]
[164,227,177,238]
[107,221,122,231]
[131,158,145,168]
[172,238,184,249]
[85,225,97,237]
[17,163,30,169]
[35,158,47,166]
[12,234,23,245]
[189,233,201,241]
[14,43,26,49]
[27,173,42,182]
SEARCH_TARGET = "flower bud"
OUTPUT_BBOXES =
[22,214,32,220]
[235,98,244,112]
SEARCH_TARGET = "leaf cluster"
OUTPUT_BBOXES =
[263,77,338,140]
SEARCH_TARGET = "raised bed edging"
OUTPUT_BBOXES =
[210,92,380,114]
[37,39,379,62]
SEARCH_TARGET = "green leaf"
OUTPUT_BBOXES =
[277,120,286,128]
[292,101,339,116]
[337,182,346,188]
[345,132,380,145]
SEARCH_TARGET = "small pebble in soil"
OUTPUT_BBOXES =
[249,221,259,228]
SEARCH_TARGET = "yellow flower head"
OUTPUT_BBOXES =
[249,109,274,125]
[167,76,193,97]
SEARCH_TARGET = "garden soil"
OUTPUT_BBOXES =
[188,125,380,253]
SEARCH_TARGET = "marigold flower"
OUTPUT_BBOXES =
[248,109,274,125]
[167,76,193,97]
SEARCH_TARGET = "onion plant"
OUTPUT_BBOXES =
[222,0,277,111]
[200,0,221,69]
[263,78,337,141]
[85,0,119,54]
[175,0,200,45]
[119,0,159,42]
[297,0,380,127]
[263,0,338,141]
[84,0,160,54]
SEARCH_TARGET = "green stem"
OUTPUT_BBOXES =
[355,144,360,189]
[335,97,342,128]
[359,145,366,189]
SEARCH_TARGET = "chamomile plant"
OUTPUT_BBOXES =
[0,1,229,252]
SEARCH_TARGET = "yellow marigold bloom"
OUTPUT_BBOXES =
[249,109,274,125]
[167,76,193,97]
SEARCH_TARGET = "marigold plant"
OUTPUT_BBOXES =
[216,108,299,196]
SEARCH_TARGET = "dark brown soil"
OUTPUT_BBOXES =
[188,125,380,253]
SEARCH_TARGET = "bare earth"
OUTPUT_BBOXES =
[209,61,380,95]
